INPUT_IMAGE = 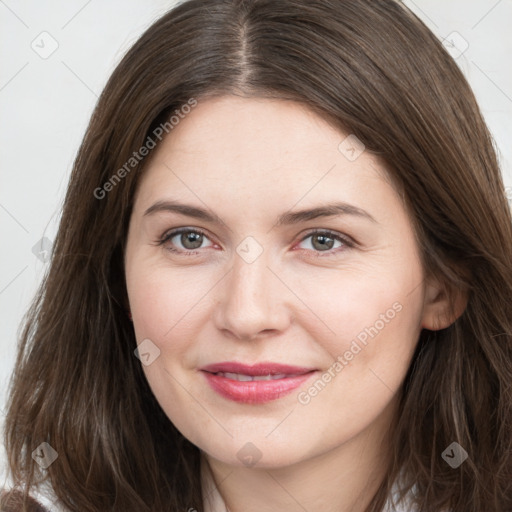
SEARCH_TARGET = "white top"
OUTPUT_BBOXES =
[3,479,69,511]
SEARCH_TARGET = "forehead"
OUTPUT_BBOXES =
[136,95,393,202]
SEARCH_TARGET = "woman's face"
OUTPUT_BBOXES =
[124,95,431,468]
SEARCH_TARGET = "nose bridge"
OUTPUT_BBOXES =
[230,244,273,309]
[230,234,270,296]
[214,238,289,338]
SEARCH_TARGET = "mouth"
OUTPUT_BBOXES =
[200,361,318,404]
[210,371,308,381]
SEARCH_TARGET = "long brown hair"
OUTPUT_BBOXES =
[2,0,512,510]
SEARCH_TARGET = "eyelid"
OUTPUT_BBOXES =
[157,226,213,251]
[294,228,356,257]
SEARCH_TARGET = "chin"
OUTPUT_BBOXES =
[200,437,312,470]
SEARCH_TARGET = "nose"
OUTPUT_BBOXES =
[212,248,291,341]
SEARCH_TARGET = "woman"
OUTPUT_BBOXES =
[2,0,511,511]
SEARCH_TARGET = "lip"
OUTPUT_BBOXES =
[200,361,317,404]
[200,362,316,376]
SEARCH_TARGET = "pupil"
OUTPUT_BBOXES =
[313,234,333,251]
[183,232,202,249]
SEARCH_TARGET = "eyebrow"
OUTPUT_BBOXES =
[143,199,378,225]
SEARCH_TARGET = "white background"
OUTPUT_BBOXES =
[1,0,511,484]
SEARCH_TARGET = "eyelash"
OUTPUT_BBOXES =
[155,227,355,258]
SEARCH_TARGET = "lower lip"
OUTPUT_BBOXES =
[201,371,317,404]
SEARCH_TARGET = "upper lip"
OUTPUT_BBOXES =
[200,362,316,376]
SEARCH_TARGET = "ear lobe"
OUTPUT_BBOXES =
[421,276,469,331]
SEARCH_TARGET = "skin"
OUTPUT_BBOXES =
[124,95,466,512]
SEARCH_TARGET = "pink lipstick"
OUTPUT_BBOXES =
[200,362,317,404]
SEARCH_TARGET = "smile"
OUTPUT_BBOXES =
[201,370,317,404]
[214,371,304,381]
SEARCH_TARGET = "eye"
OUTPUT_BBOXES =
[295,229,354,257]
[155,227,355,257]
[157,227,214,255]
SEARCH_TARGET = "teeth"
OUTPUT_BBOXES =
[217,372,294,381]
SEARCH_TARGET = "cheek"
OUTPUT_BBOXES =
[290,275,422,446]
[127,259,206,339]
[292,259,423,365]
[125,262,213,437]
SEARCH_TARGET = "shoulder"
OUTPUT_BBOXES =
[383,476,452,512]
[0,488,49,512]
[1,481,69,512]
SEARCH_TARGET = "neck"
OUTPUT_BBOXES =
[201,396,398,512]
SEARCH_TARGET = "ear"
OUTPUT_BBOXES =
[420,274,469,331]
